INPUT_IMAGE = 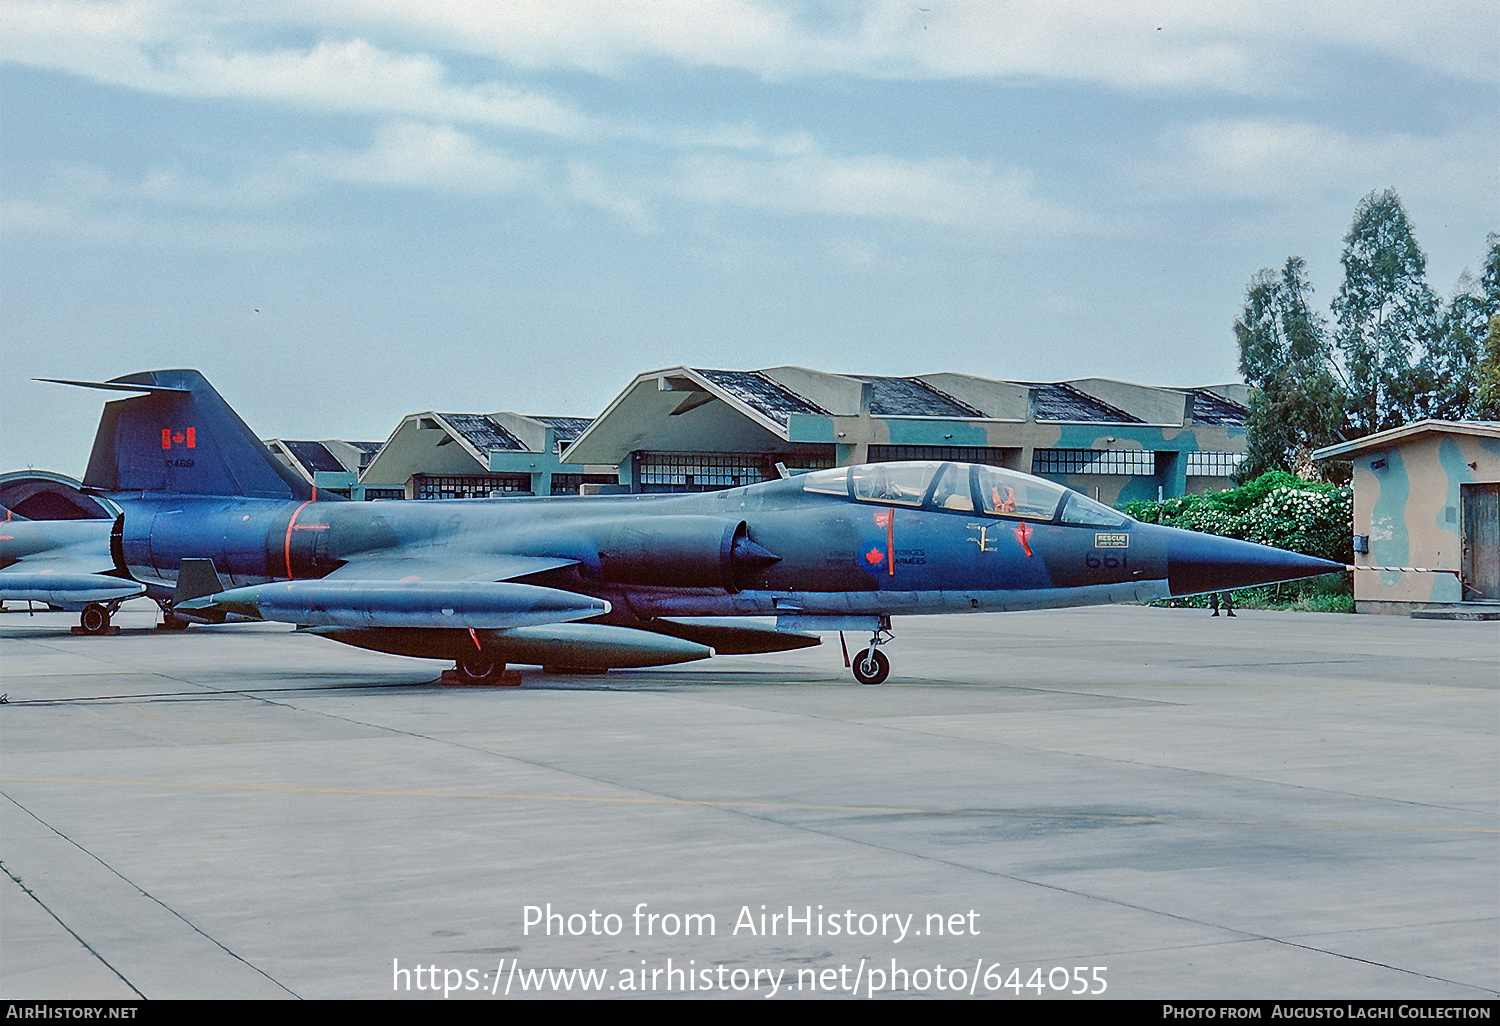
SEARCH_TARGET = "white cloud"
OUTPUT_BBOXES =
[254,0,1500,90]
[0,194,312,248]
[670,149,1092,238]
[1139,118,1500,206]
[289,121,543,194]
[4,1,1495,114]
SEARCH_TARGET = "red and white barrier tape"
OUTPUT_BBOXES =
[1346,565,1460,575]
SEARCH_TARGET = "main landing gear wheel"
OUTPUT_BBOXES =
[852,647,890,686]
[79,603,111,635]
[456,648,506,683]
[159,613,191,631]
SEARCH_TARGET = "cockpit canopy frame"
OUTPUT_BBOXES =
[801,461,1131,528]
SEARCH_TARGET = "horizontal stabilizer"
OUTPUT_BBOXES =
[176,579,608,629]
[38,378,191,394]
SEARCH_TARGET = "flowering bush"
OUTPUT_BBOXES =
[1121,472,1353,607]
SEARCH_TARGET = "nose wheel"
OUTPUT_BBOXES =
[851,647,890,685]
[845,618,893,685]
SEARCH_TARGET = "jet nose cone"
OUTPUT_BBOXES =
[1152,524,1344,597]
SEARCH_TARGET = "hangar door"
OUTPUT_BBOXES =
[1462,483,1499,602]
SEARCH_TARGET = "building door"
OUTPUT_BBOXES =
[1461,483,1499,602]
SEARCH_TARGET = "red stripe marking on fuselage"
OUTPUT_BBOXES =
[284,500,314,580]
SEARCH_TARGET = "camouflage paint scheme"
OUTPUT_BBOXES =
[52,371,1333,683]
[1317,423,1500,612]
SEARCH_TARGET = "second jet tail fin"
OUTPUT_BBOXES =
[44,370,314,501]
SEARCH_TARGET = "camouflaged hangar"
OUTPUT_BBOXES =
[562,368,1248,503]
[261,368,1250,504]
[1313,420,1500,614]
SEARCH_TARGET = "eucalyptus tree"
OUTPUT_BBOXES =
[1234,257,1345,479]
[1332,189,1441,434]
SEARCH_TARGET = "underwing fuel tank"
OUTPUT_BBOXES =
[306,622,715,669]
[176,580,609,629]
[0,572,144,606]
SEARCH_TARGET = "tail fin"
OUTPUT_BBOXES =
[43,370,313,500]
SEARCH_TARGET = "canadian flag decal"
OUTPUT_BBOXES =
[161,427,197,449]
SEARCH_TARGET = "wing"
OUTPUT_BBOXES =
[319,551,578,584]
[0,519,144,608]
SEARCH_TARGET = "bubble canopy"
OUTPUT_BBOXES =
[801,462,1131,528]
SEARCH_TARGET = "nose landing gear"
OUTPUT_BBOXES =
[843,617,893,685]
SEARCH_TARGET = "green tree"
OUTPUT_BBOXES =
[1235,257,1345,479]
[1476,313,1500,420]
[1332,189,1440,434]
[1417,235,1498,420]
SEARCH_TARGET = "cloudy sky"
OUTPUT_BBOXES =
[3,1,1496,474]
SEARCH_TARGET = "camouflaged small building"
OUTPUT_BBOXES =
[1313,420,1500,614]
[561,367,1248,503]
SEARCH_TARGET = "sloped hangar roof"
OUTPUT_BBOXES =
[1017,382,1143,424]
[849,376,983,418]
[563,366,1248,465]
[1182,388,1247,427]
[435,413,527,454]
[694,370,828,426]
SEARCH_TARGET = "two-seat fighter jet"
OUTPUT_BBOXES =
[0,506,145,632]
[49,370,1342,683]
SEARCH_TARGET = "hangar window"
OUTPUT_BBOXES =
[413,475,531,499]
[1033,449,1157,476]
[551,473,619,496]
[1185,451,1244,477]
[637,453,770,492]
[868,445,1014,466]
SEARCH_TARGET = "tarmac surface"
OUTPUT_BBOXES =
[1,599,1495,1000]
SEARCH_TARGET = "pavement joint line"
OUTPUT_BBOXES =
[1,856,146,1000]
[2,791,301,999]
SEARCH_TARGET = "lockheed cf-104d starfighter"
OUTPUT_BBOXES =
[47,370,1342,683]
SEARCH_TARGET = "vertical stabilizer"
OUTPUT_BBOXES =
[47,371,313,500]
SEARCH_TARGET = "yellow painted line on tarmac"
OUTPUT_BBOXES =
[3,776,1493,834]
